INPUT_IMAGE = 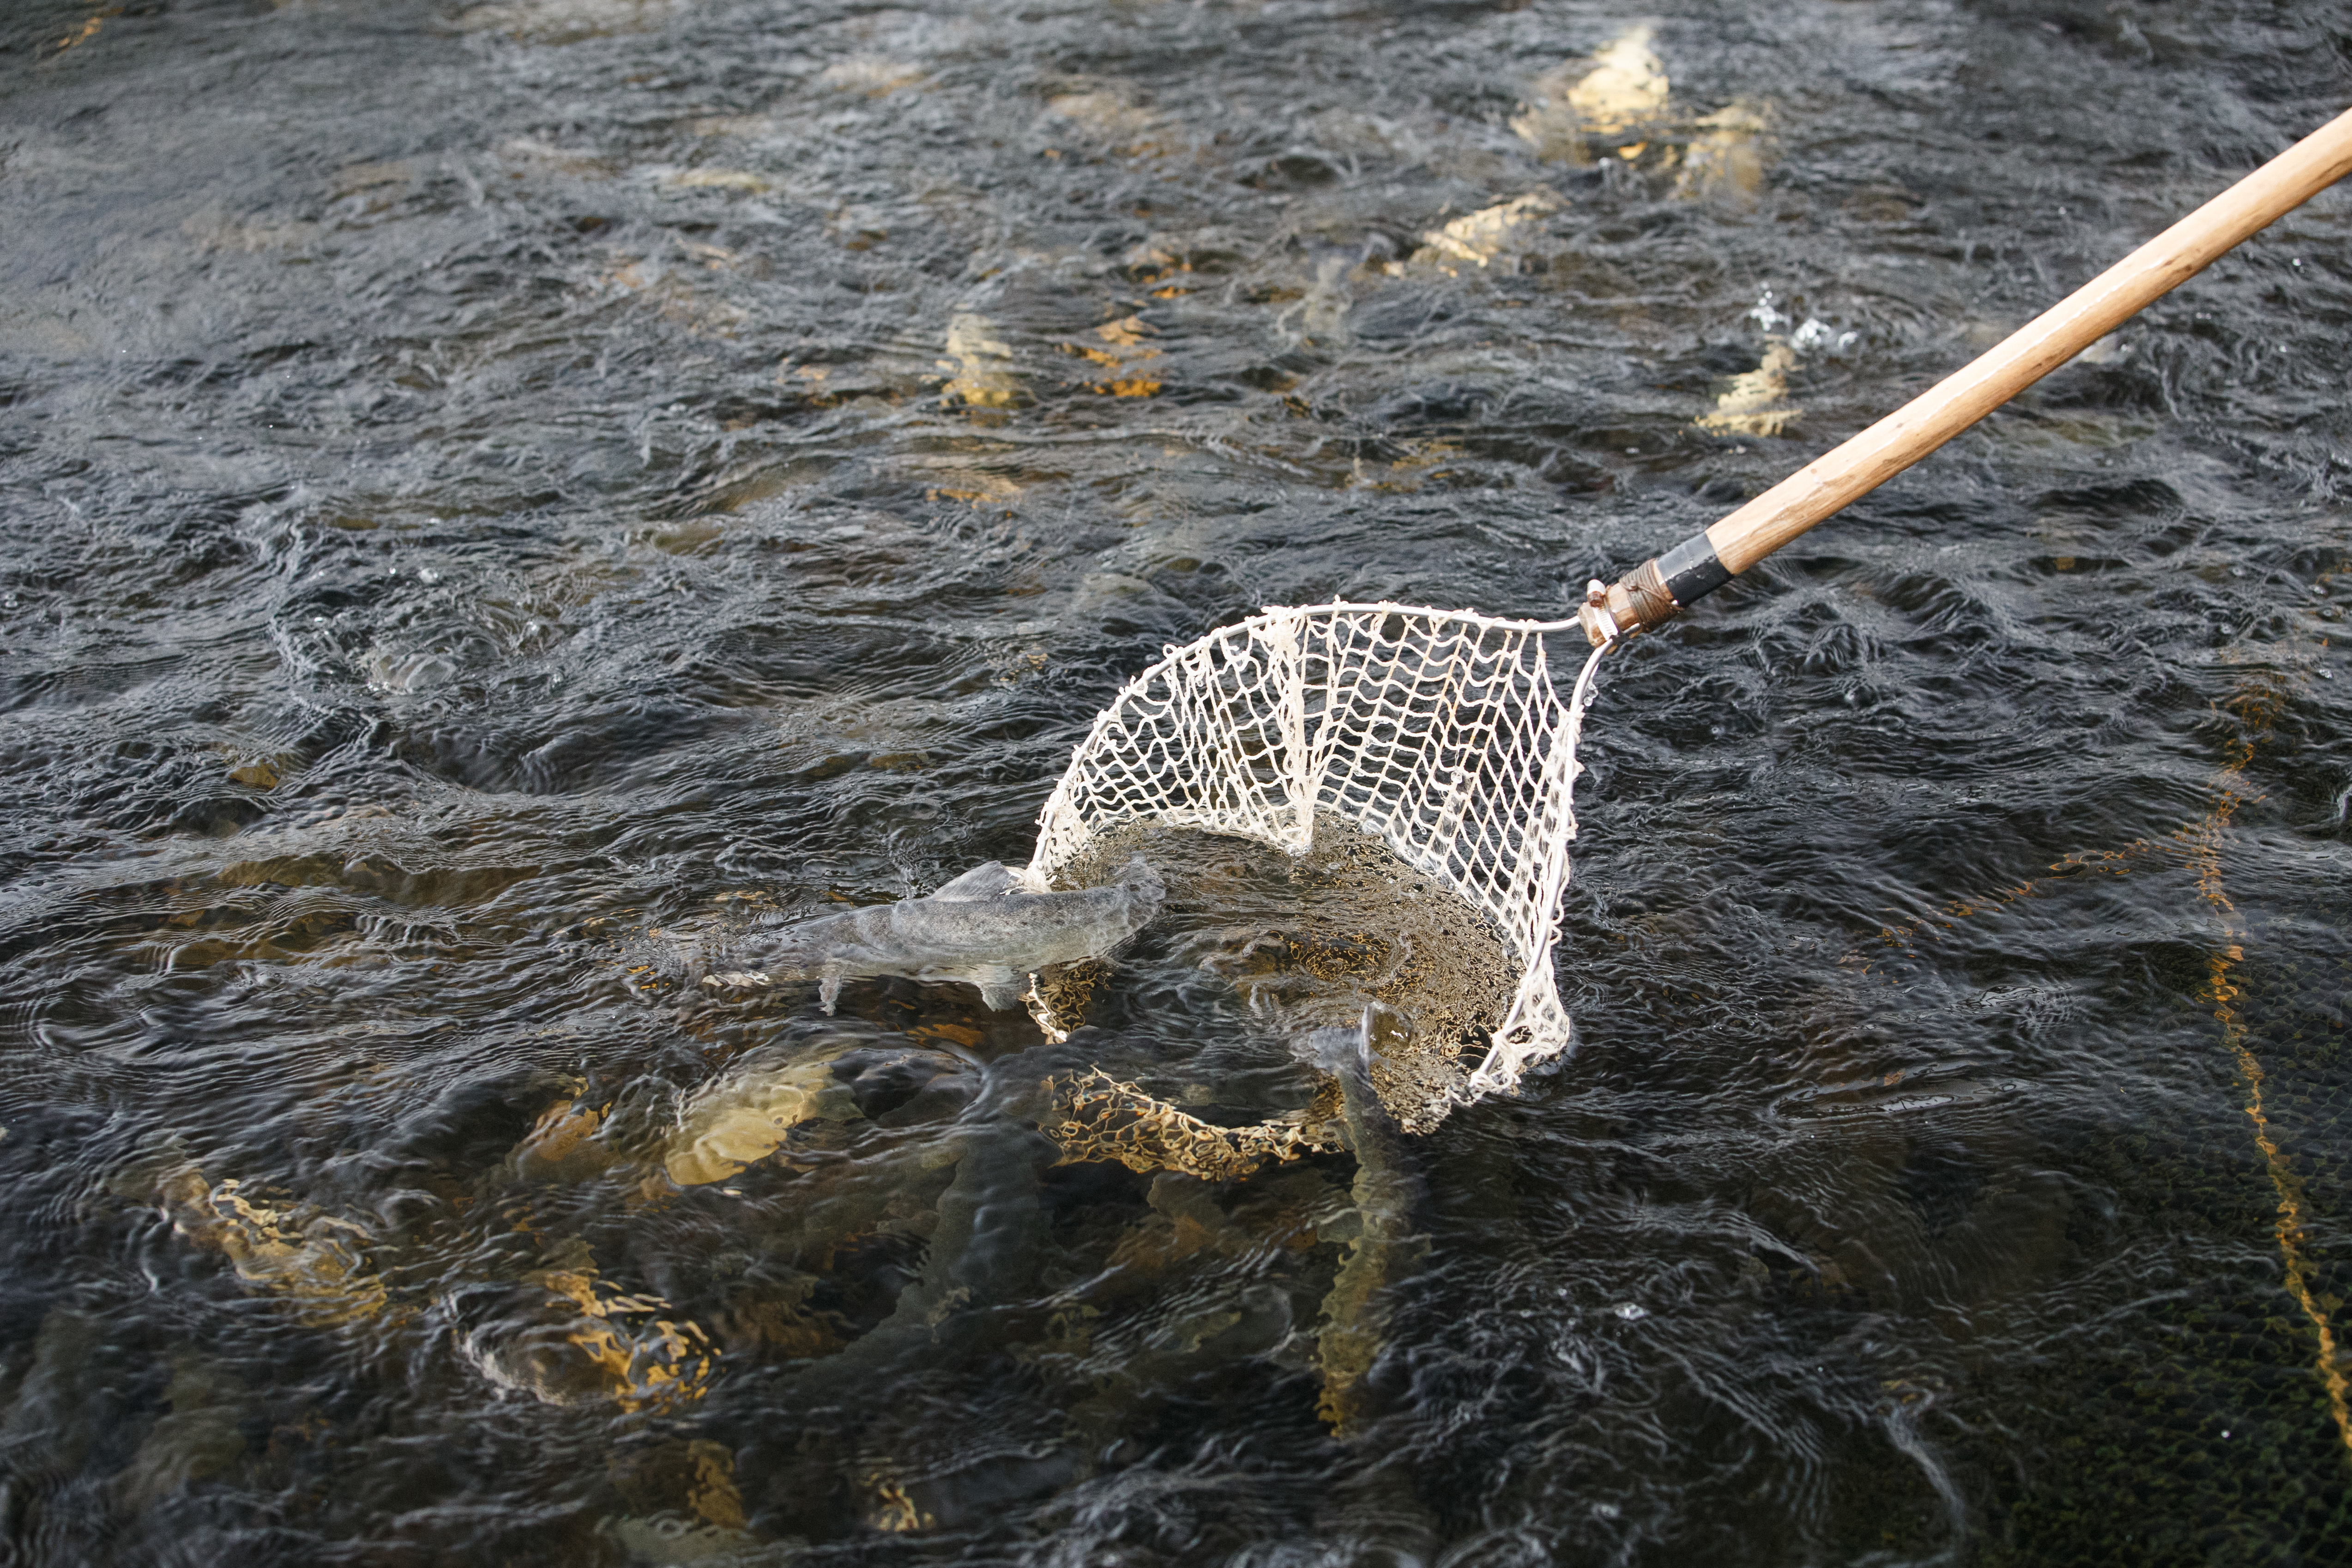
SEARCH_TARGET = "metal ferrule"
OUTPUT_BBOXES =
[1576,531,1731,646]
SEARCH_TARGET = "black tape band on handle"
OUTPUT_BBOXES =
[1578,530,1736,645]
[1656,532,1731,607]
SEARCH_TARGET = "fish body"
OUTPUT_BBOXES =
[698,856,1162,1012]
[1295,1005,1427,1438]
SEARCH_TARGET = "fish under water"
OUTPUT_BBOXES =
[694,855,1164,1012]
[1293,1004,1428,1438]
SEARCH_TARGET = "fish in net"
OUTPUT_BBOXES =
[625,856,1165,1014]
[1046,815,1532,1134]
[1024,602,1608,1129]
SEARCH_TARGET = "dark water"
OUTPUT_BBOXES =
[4,0,2352,1561]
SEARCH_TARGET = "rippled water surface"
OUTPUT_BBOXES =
[5,0,2352,1561]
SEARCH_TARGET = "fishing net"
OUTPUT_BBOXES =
[1024,602,1609,1103]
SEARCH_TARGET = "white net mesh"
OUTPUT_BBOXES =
[1024,602,1609,1102]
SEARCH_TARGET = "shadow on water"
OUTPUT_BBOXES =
[2,0,2351,1561]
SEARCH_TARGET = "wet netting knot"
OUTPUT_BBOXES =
[1024,602,1610,1105]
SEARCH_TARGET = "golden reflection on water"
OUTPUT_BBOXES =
[1697,342,1801,439]
[1512,25,1670,161]
[941,312,1021,409]
[154,1168,392,1330]
[44,6,117,60]
[1410,193,1562,277]
[1065,315,1166,398]
[1675,103,1773,205]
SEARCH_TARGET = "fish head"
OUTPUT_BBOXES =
[1111,854,1165,920]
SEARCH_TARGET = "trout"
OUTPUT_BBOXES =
[1295,1004,1428,1438]
[695,856,1163,1013]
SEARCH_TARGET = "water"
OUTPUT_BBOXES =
[2,0,2350,1561]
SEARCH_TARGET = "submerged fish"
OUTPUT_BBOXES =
[1294,1005,1428,1438]
[695,856,1164,1012]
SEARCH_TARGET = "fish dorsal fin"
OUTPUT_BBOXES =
[931,861,1020,902]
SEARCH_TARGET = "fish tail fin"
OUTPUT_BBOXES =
[976,965,1023,1011]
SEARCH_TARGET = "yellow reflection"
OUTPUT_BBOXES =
[48,7,116,57]
[1411,193,1561,276]
[1064,314,1164,397]
[157,1169,391,1329]
[663,1052,859,1187]
[1512,25,1668,162]
[1674,103,1772,205]
[1696,343,1799,437]
[942,313,1021,408]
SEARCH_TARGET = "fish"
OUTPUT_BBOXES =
[1293,1005,1428,1439]
[694,855,1164,1013]
[941,311,1020,408]
[662,1048,865,1188]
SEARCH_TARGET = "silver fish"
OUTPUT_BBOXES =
[697,855,1163,1012]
